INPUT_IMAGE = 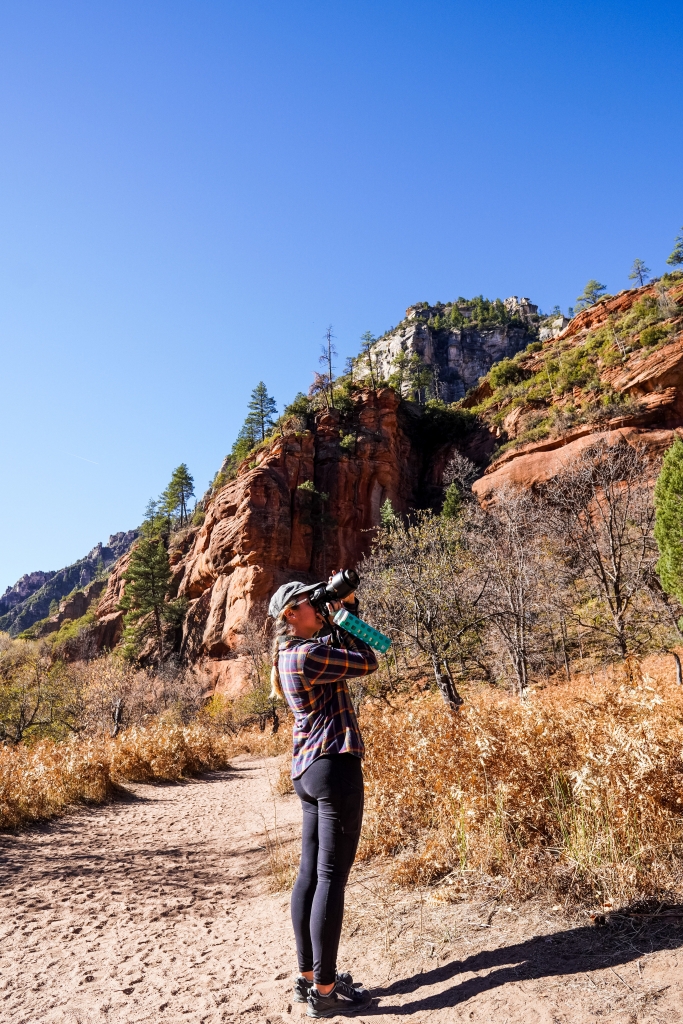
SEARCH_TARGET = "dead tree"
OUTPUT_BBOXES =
[472,488,550,698]
[545,439,659,661]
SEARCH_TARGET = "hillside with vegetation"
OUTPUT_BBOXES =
[4,231,683,916]
[0,531,138,637]
[465,272,683,462]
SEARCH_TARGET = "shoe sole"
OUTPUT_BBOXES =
[307,997,373,1018]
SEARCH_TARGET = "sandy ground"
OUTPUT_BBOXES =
[2,756,683,1024]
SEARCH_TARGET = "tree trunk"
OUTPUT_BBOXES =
[442,658,464,706]
[560,616,571,682]
[673,651,682,687]
[154,606,164,662]
[431,654,463,709]
[111,698,124,738]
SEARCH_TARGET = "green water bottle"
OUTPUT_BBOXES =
[333,608,392,654]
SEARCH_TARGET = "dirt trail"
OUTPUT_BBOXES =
[2,756,683,1024]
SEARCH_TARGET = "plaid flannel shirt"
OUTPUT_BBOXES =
[279,631,378,779]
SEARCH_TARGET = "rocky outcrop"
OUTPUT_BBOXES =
[36,579,108,636]
[0,571,56,615]
[92,552,132,651]
[1,531,139,636]
[603,338,683,403]
[473,278,683,501]
[473,425,679,501]
[96,389,428,692]
[366,301,538,401]
[88,280,683,690]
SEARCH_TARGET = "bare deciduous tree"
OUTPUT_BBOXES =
[235,605,281,732]
[360,513,486,707]
[443,450,479,497]
[471,488,551,697]
[545,439,661,659]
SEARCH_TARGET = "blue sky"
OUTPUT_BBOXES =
[1,0,682,591]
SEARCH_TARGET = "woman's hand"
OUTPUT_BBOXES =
[327,571,356,614]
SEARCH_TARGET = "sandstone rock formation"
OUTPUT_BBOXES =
[88,277,683,694]
[95,389,435,692]
[473,278,683,501]
[36,579,108,637]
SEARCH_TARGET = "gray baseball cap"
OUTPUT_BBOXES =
[268,581,320,619]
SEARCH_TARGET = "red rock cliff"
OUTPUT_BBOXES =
[94,279,683,685]
[473,279,683,501]
[97,389,425,692]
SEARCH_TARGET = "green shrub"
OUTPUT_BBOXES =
[49,610,96,648]
[554,348,599,393]
[284,392,312,417]
[489,359,527,388]
[340,433,356,453]
[639,324,669,348]
[417,401,476,452]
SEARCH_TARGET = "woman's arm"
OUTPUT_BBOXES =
[302,637,378,685]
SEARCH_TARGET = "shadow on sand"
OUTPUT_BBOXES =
[368,911,683,1013]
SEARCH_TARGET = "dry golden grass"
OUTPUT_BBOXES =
[0,737,114,828]
[0,716,289,830]
[359,655,683,907]
[7,648,683,911]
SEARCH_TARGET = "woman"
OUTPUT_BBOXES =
[268,578,378,1018]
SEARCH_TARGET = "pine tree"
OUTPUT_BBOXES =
[141,498,171,540]
[230,419,258,464]
[388,350,409,396]
[654,438,683,605]
[161,464,195,526]
[628,259,650,288]
[119,538,173,661]
[246,382,278,442]
[219,384,278,483]
[576,279,607,309]
[441,483,462,519]
[667,227,683,268]
[360,332,377,389]
[407,353,433,404]
[380,497,398,530]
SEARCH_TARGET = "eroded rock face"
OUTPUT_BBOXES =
[96,389,425,692]
[473,425,679,501]
[0,531,139,637]
[36,579,108,637]
[92,283,683,689]
[368,307,536,401]
[0,572,56,615]
[473,280,683,501]
[93,553,131,652]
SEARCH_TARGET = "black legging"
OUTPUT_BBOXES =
[291,754,364,985]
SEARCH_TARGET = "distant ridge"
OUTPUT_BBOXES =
[0,531,139,637]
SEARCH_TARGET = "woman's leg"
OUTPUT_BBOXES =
[297,755,364,987]
[291,779,319,974]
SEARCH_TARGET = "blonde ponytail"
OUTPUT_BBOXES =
[269,611,290,700]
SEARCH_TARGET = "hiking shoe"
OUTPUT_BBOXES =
[307,981,372,1018]
[293,972,358,1003]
